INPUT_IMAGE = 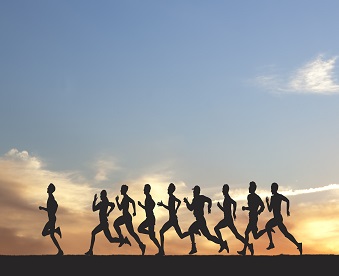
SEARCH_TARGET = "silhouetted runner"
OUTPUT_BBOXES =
[114,184,146,255]
[257,182,302,255]
[39,183,63,256]
[137,183,162,255]
[84,190,131,256]
[157,183,187,256]
[237,181,264,256]
[214,183,252,255]
[183,185,228,255]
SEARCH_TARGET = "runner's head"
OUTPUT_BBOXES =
[249,181,257,193]
[192,185,200,196]
[47,183,55,193]
[271,182,278,194]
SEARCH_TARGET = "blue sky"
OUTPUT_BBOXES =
[1,1,339,255]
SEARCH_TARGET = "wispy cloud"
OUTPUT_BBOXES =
[282,183,339,196]
[0,148,189,255]
[1,148,339,255]
[255,54,339,94]
[211,183,339,204]
[94,157,121,182]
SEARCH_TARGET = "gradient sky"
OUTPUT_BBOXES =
[1,0,339,256]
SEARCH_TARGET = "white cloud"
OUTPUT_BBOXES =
[94,157,121,182]
[0,149,96,212]
[1,148,339,255]
[5,148,42,169]
[288,55,339,94]
[281,183,339,196]
[210,183,339,205]
[255,54,339,94]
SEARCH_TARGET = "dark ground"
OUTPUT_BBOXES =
[0,254,335,274]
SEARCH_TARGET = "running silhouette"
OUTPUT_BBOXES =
[182,185,228,255]
[157,182,187,256]
[84,190,131,256]
[137,183,162,255]
[114,184,146,255]
[214,183,252,255]
[39,183,63,256]
[257,182,302,255]
[237,181,264,256]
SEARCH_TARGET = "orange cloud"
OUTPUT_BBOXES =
[1,149,338,256]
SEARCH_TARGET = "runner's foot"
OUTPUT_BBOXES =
[155,249,165,256]
[55,227,62,238]
[266,243,275,250]
[297,242,302,255]
[189,248,197,255]
[140,243,146,255]
[249,243,254,256]
[218,240,229,253]
[124,236,131,246]
[84,250,93,256]
[237,249,246,256]
[118,237,125,247]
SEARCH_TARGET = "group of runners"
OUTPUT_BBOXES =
[39,181,302,256]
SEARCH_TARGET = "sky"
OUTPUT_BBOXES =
[1,0,339,256]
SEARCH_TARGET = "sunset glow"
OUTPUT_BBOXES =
[1,1,339,256]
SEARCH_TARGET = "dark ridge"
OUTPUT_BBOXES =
[0,254,336,274]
